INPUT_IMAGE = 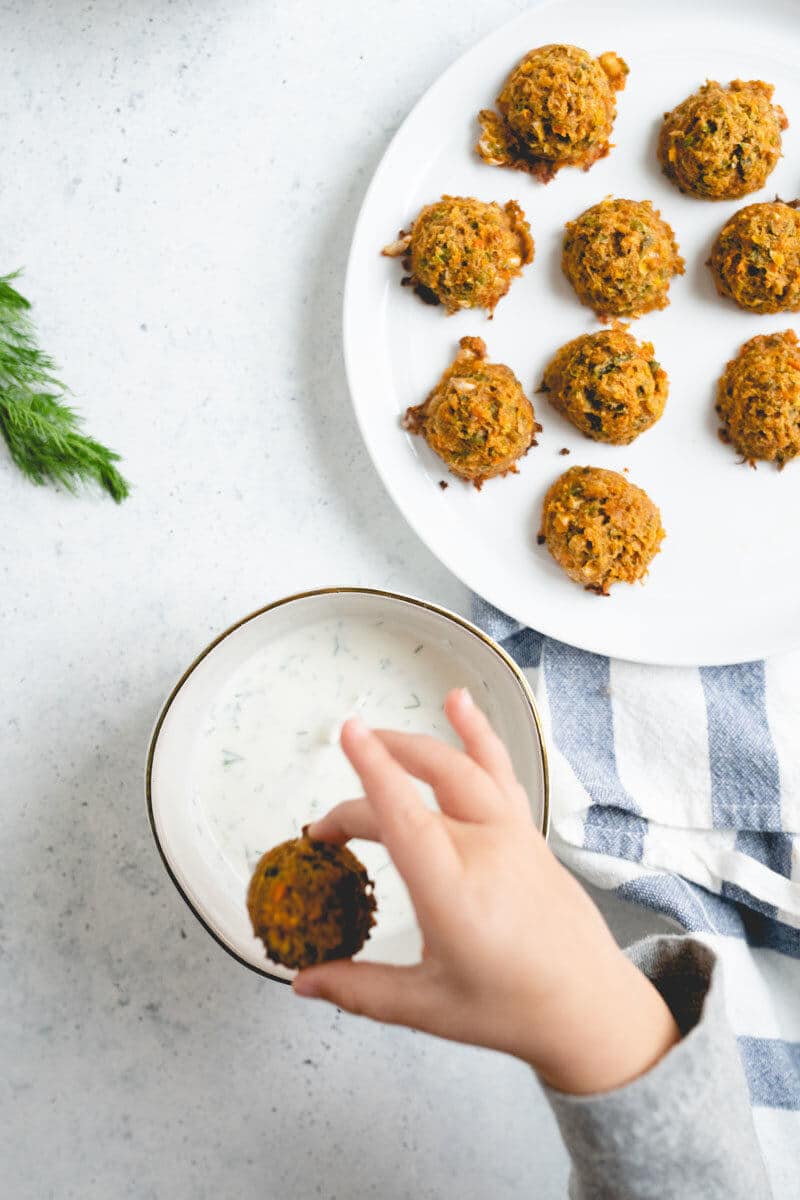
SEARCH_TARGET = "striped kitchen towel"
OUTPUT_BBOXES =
[473,599,800,1197]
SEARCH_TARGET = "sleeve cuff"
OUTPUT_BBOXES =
[542,935,770,1200]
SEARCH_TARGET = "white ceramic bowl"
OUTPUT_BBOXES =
[146,588,549,982]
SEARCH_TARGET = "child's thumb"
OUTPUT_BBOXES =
[293,960,428,1029]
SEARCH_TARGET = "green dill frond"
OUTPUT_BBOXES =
[0,271,129,502]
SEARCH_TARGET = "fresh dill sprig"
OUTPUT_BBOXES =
[0,271,129,502]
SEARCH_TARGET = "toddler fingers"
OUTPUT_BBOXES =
[444,688,528,815]
[340,718,460,914]
[306,798,380,845]
[374,728,501,823]
[294,960,435,1030]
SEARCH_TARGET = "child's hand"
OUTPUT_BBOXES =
[296,688,678,1095]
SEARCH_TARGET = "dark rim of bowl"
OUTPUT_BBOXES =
[145,586,550,983]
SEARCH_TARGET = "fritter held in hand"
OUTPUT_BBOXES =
[539,329,668,445]
[477,43,628,182]
[382,195,533,316]
[538,465,665,594]
[658,80,788,200]
[562,198,684,320]
[404,336,540,487]
[708,200,800,314]
[716,330,800,468]
[247,832,377,970]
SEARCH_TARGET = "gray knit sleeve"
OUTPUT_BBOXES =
[543,935,771,1200]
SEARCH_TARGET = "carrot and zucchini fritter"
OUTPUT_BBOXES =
[539,329,668,445]
[708,200,800,314]
[247,833,377,970]
[562,198,684,320]
[382,195,533,315]
[658,80,788,200]
[539,466,665,594]
[404,336,540,487]
[716,330,800,468]
[477,43,628,182]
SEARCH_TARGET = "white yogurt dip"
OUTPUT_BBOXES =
[191,613,499,961]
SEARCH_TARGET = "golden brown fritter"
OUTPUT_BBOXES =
[658,80,787,200]
[404,336,540,488]
[716,330,800,468]
[708,200,800,313]
[562,198,684,320]
[539,330,668,445]
[476,44,628,182]
[382,195,533,315]
[247,833,376,970]
[538,465,665,594]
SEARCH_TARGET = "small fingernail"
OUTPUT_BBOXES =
[305,821,321,839]
[293,975,320,998]
[346,716,369,739]
[459,687,474,707]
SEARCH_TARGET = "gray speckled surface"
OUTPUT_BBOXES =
[0,3,668,1196]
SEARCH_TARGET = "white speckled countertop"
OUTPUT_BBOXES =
[0,3,666,1196]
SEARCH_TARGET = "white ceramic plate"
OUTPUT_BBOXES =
[343,0,800,666]
[146,589,548,981]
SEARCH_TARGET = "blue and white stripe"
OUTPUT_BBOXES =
[474,599,800,1196]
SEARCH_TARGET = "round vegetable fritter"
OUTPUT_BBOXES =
[708,200,800,314]
[658,80,788,200]
[539,330,668,445]
[716,329,800,468]
[404,336,540,487]
[476,43,628,182]
[562,198,684,320]
[382,195,533,315]
[538,466,665,594]
[247,833,377,970]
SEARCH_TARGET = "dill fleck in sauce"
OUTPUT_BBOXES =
[192,615,497,954]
